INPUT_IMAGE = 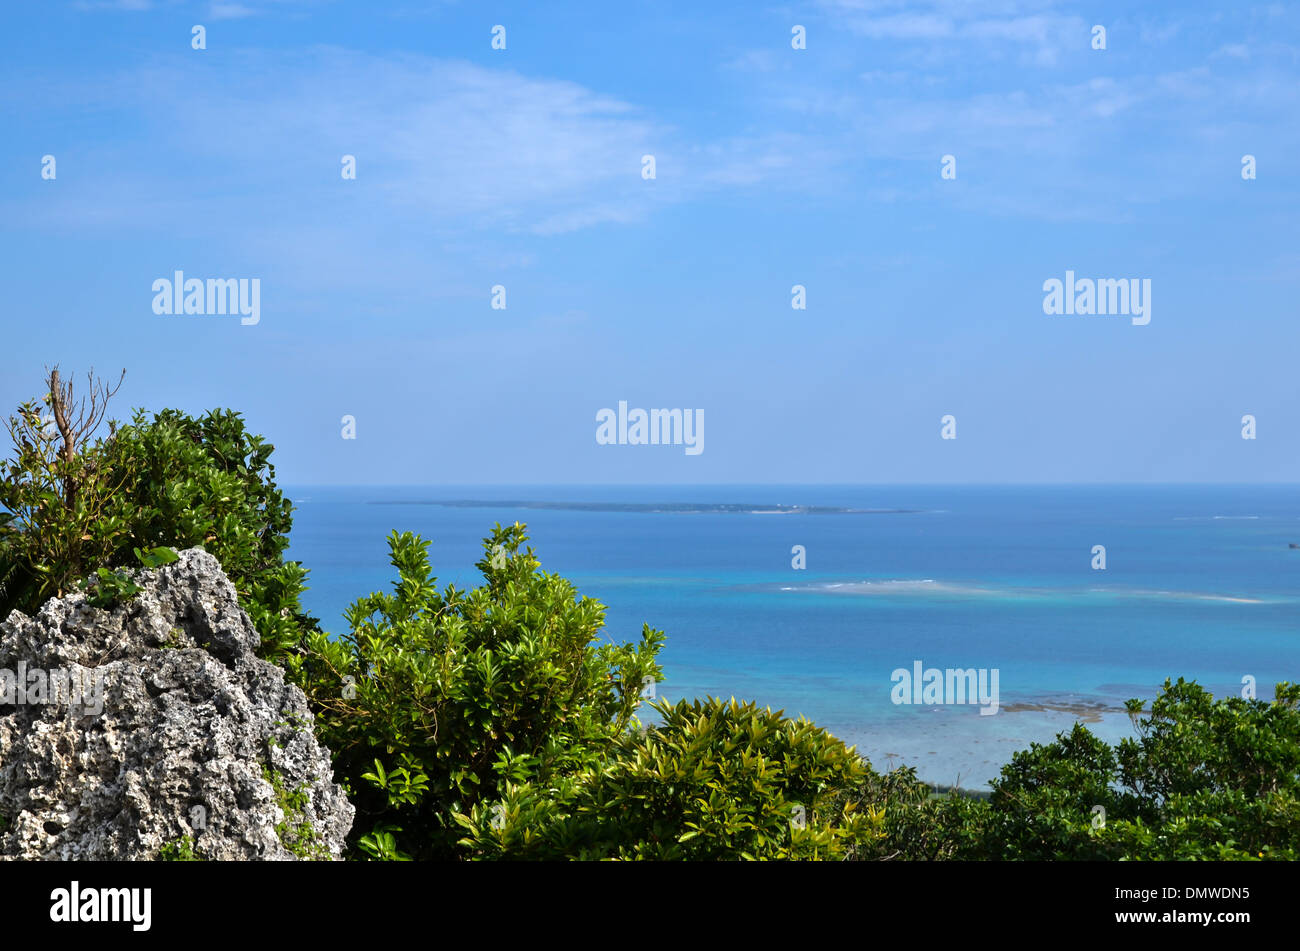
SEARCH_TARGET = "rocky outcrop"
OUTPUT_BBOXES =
[0,549,353,860]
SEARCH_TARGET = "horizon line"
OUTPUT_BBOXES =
[278,481,1300,488]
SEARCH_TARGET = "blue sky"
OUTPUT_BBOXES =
[1,0,1297,484]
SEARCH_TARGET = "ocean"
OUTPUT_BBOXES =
[284,484,1300,788]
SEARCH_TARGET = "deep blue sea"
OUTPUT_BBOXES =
[284,485,1300,788]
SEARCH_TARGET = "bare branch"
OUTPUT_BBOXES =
[42,366,126,509]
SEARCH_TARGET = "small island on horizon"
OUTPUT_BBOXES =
[368,499,925,515]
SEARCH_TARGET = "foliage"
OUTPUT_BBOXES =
[456,696,886,860]
[872,678,1300,860]
[96,408,314,660]
[83,567,141,610]
[292,524,664,860]
[157,837,202,861]
[0,374,315,661]
[263,764,328,859]
[356,823,411,862]
[135,545,180,570]
[0,385,128,617]
[81,546,178,610]
[823,763,973,861]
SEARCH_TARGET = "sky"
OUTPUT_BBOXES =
[1,0,1297,484]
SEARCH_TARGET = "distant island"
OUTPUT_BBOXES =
[367,500,923,515]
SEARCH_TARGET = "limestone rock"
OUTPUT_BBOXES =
[0,548,353,860]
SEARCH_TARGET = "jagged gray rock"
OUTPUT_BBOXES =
[0,549,354,860]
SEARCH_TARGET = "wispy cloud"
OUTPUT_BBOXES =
[818,0,1086,65]
[210,2,257,19]
[73,0,156,11]
[4,43,849,329]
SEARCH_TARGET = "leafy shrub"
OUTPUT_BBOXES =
[875,678,1300,860]
[96,407,314,660]
[81,547,178,610]
[157,837,202,861]
[83,567,141,610]
[0,373,127,617]
[0,372,315,661]
[456,696,885,860]
[823,762,977,861]
[292,524,664,860]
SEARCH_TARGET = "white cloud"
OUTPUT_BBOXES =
[5,44,848,317]
[848,14,955,40]
[818,0,1085,66]
[210,2,257,18]
[73,0,155,10]
[1212,43,1251,60]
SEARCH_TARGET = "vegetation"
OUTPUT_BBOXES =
[83,546,178,610]
[0,369,316,661]
[290,525,663,860]
[872,678,1300,860]
[157,836,202,861]
[263,765,328,860]
[0,368,126,617]
[2,372,1297,861]
[454,696,885,860]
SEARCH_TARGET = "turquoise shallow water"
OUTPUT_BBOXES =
[284,485,1300,787]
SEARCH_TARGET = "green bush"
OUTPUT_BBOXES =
[0,382,125,616]
[96,407,315,660]
[157,837,203,862]
[0,373,315,661]
[875,678,1300,860]
[291,524,664,860]
[456,696,885,860]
